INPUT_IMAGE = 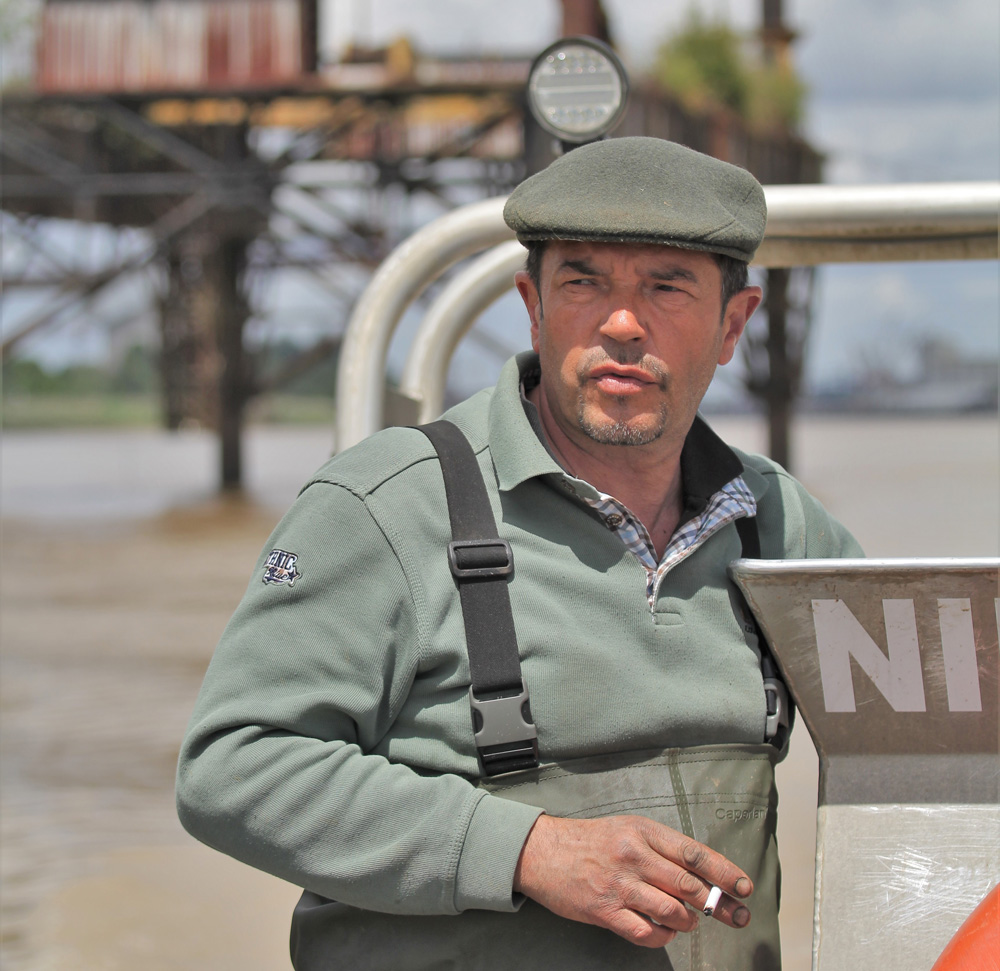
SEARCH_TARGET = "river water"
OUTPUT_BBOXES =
[1,416,997,970]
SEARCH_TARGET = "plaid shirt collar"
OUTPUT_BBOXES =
[520,366,756,607]
[576,474,756,607]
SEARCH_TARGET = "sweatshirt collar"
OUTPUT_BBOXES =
[489,352,566,491]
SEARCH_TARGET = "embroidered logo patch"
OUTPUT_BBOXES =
[262,549,301,586]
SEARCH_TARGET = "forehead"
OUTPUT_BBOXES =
[541,240,720,281]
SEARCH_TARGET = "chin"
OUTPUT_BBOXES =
[577,410,667,447]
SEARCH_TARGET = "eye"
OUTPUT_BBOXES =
[653,281,692,296]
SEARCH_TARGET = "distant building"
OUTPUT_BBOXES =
[36,0,316,93]
[814,340,999,414]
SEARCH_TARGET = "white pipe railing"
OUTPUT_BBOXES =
[398,240,526,425]
[757,182,999,265]
[335,198,510,450]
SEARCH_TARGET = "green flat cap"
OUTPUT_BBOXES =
[504,136,766,262]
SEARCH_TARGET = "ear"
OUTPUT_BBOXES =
[515,270,543,351]
[718,286,763,366]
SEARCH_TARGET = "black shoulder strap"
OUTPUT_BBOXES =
[734,516,791,750]
[415,420,539,776]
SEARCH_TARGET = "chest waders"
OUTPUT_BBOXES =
[290,421,789,971]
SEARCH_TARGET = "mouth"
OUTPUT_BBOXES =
[587,363,659,395]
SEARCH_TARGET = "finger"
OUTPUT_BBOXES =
[620,880,700,934]
[629,839,754,930]
[675,876,752,928]
[699,885,752,928]
[666,872,751,929]
[606,908,679,949]
[624,865,751,934]
[641,822,753,899]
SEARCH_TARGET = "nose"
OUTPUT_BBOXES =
[599,306,646,342]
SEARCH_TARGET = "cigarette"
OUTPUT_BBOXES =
[703,885,723,916]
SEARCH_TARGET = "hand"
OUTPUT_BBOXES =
[512,814,752,949]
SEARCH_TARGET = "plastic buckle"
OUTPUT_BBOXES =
[764,675,790,745]
[469,684,538,776]
[448,539,513,579]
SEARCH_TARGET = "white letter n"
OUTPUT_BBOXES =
[812,599,927,712]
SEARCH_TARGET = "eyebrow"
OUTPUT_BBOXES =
[555,259,700,284]
[556,259,600,276]
[650,267,699,283]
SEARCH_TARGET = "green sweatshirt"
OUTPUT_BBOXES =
[176,352,861,916]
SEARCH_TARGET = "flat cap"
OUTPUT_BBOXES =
[503,136,766,262]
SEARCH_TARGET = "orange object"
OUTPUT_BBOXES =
[931,884,1000,971]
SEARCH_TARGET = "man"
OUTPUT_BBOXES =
[177,137,861,970]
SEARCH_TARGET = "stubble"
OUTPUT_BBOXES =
[573,346,672,446]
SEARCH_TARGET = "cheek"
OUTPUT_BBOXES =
[538,332,581,381]
[662,319,725,368]
[534,311,591,385]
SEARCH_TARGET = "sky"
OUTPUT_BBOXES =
[4,0,998,396]
[324,0,999,395]
[325,0,999,185]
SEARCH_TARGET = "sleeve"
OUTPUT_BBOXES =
[175,480,542,915]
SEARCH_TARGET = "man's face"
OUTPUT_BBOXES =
[515,240,760,453]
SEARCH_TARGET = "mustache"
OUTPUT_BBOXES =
[576,347,670,390]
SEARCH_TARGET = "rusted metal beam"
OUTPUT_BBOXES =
[95,98,228,175]
[0,126,84,182]
[422,105,520,164]
[3,172,217,198]
[1,193,216,359]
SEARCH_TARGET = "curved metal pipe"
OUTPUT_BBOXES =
[399,240,527,424]
[335,197,513,451]
[757,182,1000,266]
[762,182,999,237]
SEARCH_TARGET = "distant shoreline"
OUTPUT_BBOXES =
[2,415,997,557]
[3,389,998,431]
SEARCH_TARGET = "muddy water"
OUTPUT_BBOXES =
[0,502,289,969]
[0,425,333,969]
[1,417,997,970]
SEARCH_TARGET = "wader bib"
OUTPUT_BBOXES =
[289,422,787,971]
